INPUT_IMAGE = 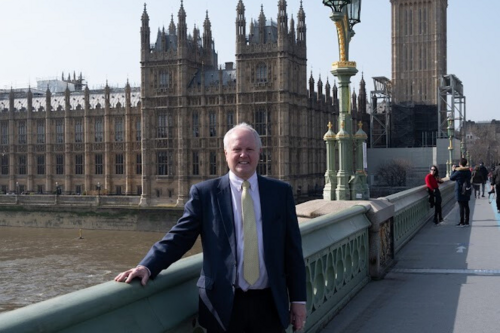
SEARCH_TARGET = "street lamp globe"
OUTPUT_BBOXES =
[347,0,362,28]
[322,0,349,13]
[447,118,454,138]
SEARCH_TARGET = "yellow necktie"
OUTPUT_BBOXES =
[242,180,260,285]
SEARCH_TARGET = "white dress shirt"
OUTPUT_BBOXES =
[228,171,269,291]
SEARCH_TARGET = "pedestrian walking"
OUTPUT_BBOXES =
[479,162,489,197]
[471,165,485,199]
[425,165,444,225]
[491,163,500,213]
[450,158,472,227]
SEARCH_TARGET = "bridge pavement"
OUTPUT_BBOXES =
[321,191,500,333]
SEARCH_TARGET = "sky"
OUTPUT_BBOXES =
[0,0,497,122]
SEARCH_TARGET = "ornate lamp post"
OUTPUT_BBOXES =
[322,0,364,200]
[15,181,19,205]
[96,182,101,206]
[55,182,61,205]
[323,122,337,200]
[446,117,454,177]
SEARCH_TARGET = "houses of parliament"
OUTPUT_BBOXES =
[1,0,374,206]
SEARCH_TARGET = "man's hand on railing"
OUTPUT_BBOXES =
[114,265,150,286]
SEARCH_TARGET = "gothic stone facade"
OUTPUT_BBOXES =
[0,1,369,205]
[391,0,447,105]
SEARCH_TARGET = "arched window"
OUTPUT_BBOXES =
[256,63,267,83]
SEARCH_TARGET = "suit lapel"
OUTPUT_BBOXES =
[258,176,274,249]
[217,174,237,259]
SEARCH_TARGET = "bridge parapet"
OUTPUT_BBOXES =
[0,182,456,333]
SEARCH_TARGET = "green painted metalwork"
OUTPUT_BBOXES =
[0,184,448,333]
[388,180,455,253]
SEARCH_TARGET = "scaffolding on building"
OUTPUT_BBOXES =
[370,76,392,148]
[437,74,466,140]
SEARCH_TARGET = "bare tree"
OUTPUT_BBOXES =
[375,159,412,186]
[465,121,500,168]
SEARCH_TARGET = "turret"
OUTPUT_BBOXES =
[236,0,246,51]
[258,5,266,44]
[177,1,187,45]
[203,11,214,66]
[141,3,150,61]
[297,1,306,46]
[309,72,315,99]
[278,0,288,39]
[358,74,367,114]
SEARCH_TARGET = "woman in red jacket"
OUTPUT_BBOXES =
[426,165,444,225]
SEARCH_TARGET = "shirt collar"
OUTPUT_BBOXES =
[229,171,258,191]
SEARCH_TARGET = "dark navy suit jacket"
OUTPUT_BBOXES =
[139,173,307,330]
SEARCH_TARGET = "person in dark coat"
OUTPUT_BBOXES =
[450,158,472,227]
[425,165,444,224]
[491,163,500,213]
[114,123,307,333]
[471,165,485,199]
[479,162,489,197]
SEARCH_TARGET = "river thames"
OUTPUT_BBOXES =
[0,226,201,313]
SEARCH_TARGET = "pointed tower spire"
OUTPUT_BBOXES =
[169,14,176,35]
[358,73,367,114]
[178,0,187,43]
[309,71,315,98]
[203,11,214,67]
[259,5,266,44]
[317,75,323,101]
[141,3,150,61]
[297,0,306,45]
[278,0,288,37]
[236,0,246,50]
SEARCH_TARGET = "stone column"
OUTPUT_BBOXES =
[323,122,337,200]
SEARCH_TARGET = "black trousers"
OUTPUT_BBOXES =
[205,288,285,333]
[433,189,442,223]
[496,184,500,210]
[458,201,470,224]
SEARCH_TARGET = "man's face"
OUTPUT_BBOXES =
[224,128,260,180]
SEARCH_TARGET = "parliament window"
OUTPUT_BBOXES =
[209,112,217,137]
[136,120,141,141]
[37,155,45,175]
[1,121,8,145]
[56,120,64,143]
[18,121,27,144]
[255,109,271,136]
[209,151,217,175]
[18,155,26,175]
[115,154,124,174]
[258,150,272,176]
[115,117,124,142]
[226,111,234,132]
[256,63,267,83]
[157,151,172,176]
[95,154,103,175]
[75,155,84,175]
[56,154,64,175]
[157,112,173,138]
[193,112,200,137]
[192,151,199,175]
[75,118,83,143]
[136,154,142,175]
[95,117,104,142]
[1,155,8,175]
[37,121,45,144]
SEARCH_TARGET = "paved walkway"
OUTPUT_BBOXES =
[321,190,500,333]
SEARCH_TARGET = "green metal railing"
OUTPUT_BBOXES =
[0,183,452,333]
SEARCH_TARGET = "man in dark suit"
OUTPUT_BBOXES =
[115,123,307,332]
